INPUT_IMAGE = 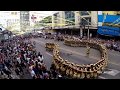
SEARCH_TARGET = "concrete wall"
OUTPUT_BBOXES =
[75,11,80,26]
[59,11,65,26]
[52,11,98,28]
[91,11,98,27]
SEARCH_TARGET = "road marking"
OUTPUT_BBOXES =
[104,69,120,76]
[46,52,53,57]
[109,62,120,67]
[33,39,120,67]
[98,76,107,79]
[109,50,120,57]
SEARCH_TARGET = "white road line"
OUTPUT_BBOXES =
[109,50,120,57]
[46,52,53,57]
[98,76,107,79]
[104,69,120,76]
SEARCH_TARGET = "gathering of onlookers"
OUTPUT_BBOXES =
[0,35,64,79]
[0,31,120,79]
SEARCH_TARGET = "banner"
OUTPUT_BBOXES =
[98,11,120,36]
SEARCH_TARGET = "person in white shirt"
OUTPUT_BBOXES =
[24,53,27,60]
[26,57,30,64]
[17,57,21,64]
[30,70,36,78]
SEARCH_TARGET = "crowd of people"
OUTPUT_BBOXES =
[0,35,64,79]
[1,32,119,79]
[89,38,120,52]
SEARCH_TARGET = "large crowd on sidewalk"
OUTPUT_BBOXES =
[0,35,64,79]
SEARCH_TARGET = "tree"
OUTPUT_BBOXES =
[39,16,52,23]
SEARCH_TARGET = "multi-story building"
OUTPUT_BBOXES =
[0,11,20,31]
[30,11,44,26]
[51,11,98,37]
[52,11,98,28]
[20,11,30,32]
[52,11,75,27]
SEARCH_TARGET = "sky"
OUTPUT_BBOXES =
[30,11,58,17]
[0,11,58,28]
[0,11,58,19]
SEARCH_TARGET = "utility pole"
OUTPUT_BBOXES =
[87,19,90,40]
[80,18,84,39]
[79,23,83,39]
[79,24,81,37]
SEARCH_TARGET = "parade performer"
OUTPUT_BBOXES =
[86,45,90,56]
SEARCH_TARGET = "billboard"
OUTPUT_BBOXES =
[98,11,120,36]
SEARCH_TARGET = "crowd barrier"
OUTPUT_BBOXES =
[45,39,108,79]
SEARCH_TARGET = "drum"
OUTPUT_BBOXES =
[61,66,65,72]
[86,72,91,79]
[93,72,98,78]
[76,72,81,79]
[66,69,70,76]
[97,70,102,75]
[69,69,73,77]
[73,71,77,78]
[90,72,94,78]
[56,64,59,70]
[81,72,85,79]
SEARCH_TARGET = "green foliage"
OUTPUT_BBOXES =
[39,16,52,23]
[34,16,52,28]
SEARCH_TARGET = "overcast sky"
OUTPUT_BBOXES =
[0,11,58,19]
[0,11,58,27]
[30,11,58,16]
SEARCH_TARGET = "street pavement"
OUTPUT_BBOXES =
[31,37,120,79]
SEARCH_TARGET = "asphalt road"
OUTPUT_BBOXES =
[31,37,120,79]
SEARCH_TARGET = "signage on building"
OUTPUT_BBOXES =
[98,11,120,36]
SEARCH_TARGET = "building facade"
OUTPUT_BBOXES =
[52,11,98,29]
[20,11,30,32]
[0,11,20,31]
[51,11,98,37]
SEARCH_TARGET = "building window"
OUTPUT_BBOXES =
[80,11,90,16]
[81,17,91,25]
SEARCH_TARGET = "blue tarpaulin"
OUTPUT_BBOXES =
[98,15,120,23]
[98,26,120,36]
[98,15,120,36]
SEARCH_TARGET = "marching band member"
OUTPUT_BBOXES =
[86,45,90,56]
